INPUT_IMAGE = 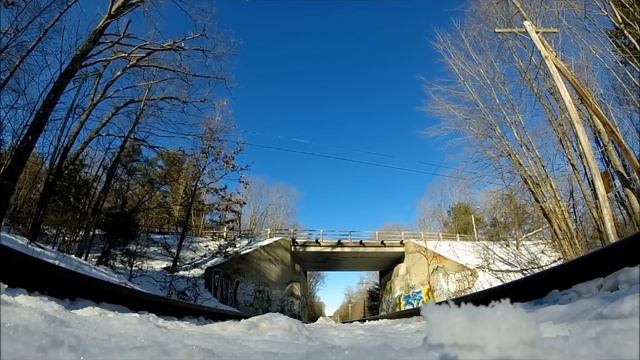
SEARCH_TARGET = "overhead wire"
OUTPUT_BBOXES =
[141,124,503,185]
[236,128,488,176]
[237,140,503,186]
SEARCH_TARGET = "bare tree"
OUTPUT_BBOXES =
[426,0,639,259]
[306,271,326,321]
[429,7,580,258]
[241,177,299,234]
[87,86,152,261]
[416,175,475,233]
[0,0,145,223]
[1,0,235,234]
[170,110,244,273]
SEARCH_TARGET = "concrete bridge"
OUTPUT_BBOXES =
[284,229,473,271]
[201,228,556,320]
[206,228,475,271]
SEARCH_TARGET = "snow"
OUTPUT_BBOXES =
[421,266,640,359]
[417,240,563,290]
[2,265,638,359]
[0,232,238,312]
[0,232,145,291]
[178,236,286,274]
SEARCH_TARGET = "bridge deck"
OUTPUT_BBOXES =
[291,240,405,271]
[204,229,475,243]
[203,229,475,271]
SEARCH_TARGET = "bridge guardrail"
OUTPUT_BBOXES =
[202,229,475,242]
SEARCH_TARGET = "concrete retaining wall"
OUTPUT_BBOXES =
[204,239,308,320]
[379,241,475,314]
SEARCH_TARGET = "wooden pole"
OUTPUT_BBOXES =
[523,20,618,244]
[549,54,640,179]
[507,0,639,179]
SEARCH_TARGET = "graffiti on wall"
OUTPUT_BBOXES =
[399,287,433,310]
[252,286,273,313]
[432,269,476,298]
[380,281,396,314]
[381,281,434,313]
[211,269,239,307]
[209,269,304,319]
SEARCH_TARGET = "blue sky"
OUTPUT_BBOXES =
[214,0,464,316]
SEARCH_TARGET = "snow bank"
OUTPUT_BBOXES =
[2,266,638,359]
[420,240,563,290]
[0,232,145,291]
[0,232,236,312]
[421,266,640,359]
[179,236,286,275]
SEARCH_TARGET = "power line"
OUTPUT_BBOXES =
[139,126,501,185]
[239,141,503,186]
[237,129,485,176]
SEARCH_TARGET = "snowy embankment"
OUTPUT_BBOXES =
[0,232,145,291]
[0,232,236,312]
[2,266,638,359]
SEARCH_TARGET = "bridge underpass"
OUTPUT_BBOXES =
[203,229,475,272]
[291,241,405,271]
[201,229,480,319]
[281,229,473,271]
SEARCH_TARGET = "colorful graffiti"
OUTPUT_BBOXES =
[381,281,434,313]
[399,287,433,310]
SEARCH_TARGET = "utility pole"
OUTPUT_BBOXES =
[494,0,619,245]
[364,294,367,318]
[471,214,478,241]
[505,0,640,180]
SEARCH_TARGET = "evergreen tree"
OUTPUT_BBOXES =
[443,202,484,237]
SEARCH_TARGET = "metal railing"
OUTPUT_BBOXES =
[202,228,475,243]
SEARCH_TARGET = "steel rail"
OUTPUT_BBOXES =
[1,231,636,323]
[0,243,248,321]
[344,231,639,323]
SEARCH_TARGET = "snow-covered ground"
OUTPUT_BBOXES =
[0,232,145,291]
[2,265,638,359]
[0,232,237,311]
[421,239,562,290]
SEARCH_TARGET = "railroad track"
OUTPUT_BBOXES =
[1,232,637,323]
[344,231,639,323]
[0,243,248,321]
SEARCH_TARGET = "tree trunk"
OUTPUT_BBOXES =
[84,87,149,259]
[170,176,201,273]
[28,80,84,242]
[0,0,142,224]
